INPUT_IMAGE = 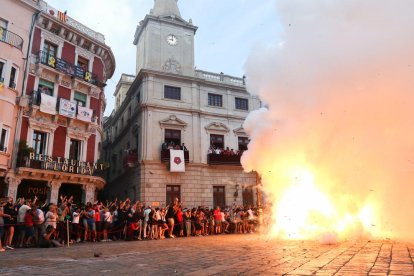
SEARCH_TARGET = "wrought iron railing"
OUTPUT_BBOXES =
[123,150,138,168]
[17,156,106,177]
[161,149,190,163]
[37,51,104,87]
[207,153,242,166]
[0,28,23,50]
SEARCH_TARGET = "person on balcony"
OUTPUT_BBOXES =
[161,142,168,150]
[223,147,231,155]
[180,143,188,151]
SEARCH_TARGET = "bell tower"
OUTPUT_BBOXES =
[133,0,198,76]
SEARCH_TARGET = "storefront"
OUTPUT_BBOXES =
[16,180,49,203]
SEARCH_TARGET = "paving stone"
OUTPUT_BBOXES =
[0,235,413,275]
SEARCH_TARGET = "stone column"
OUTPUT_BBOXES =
[6,177,21,201]
[48,181,61,204]
[82,184,96,203]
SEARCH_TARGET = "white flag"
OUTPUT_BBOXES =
[170,149,185,172]
[40,93,57,115]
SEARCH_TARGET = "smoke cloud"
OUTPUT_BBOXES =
[242,0,414,241]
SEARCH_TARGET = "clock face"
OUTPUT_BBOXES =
[167,34,178,46]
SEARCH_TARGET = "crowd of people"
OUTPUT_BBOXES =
[0,196,260,251]
[208,146,243,156]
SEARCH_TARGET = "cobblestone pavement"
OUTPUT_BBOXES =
[0,235,413,275]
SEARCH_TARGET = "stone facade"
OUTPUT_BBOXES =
[103,0,261,208]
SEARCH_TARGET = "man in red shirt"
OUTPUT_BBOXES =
[213,206,222,234]
[24,209,35,247]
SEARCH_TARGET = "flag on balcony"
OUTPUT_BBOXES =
[58,11,67,22]
[170,149,185,172]
[59,98,76,118]
[77,106,93,122]
[40,93,57,115]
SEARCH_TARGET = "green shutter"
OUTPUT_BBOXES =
[39,79,54,89]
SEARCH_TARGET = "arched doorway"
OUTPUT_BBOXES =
[16,180,49,203]
[59,183,83,205]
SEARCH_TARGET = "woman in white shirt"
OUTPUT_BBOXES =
[102,207,112,242]
[45,205,58,229]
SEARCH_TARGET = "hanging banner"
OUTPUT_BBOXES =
[59,98,76,118]
[77,106,93,122]
[40,93,57,115]
[170,149,185,172]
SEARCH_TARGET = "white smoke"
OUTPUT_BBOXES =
[242,0,414,241]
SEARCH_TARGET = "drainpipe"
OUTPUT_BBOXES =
[11,10,41,170]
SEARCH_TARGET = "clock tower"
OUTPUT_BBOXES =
[133,0,198,76]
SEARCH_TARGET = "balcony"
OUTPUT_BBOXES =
[161,149,189,163]
[195,70,245,87]
[207,153,242,166]
[0,28,23,50]
[123,150,138,168]
[17,156,105,177]
[36,51,104,87]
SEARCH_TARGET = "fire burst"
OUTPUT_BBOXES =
[267,166,379,242]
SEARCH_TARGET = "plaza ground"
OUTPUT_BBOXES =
[0,234,413,275]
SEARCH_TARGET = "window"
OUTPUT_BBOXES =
[32,131,47,155]
[208,93,222,107]
[77,56,89,71]
[69,139,81,161]
[213,186,225,208]
[74,91,87,107]
[242,187,254,207]
[8,66,17,89]
[166,185,180,206]
[0,18,7,41]
[210,134,224,149]
[38,79,54,96]
[164,86,181,100]
[235,97,248,110]
[165,129,181,146]
[42,41,57,66]
[0,61,4,82]
[238,136,249,151]
[0,126,10,152]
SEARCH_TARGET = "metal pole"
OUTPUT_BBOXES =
[66,219,70,247]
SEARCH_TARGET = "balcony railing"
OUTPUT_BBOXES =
[207,153,242,166]
[123,150,138,168]
[30,90,97,122]
[37,51,104,87]
[195,70,245,87]
[0,28,23,50]
[161,149,190,163]
[17,156,105,177]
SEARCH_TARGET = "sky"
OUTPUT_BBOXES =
[45,0,281,115]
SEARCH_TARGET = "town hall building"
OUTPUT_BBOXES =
[103,0,261,208]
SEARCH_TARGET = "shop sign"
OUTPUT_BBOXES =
[29,153,105,176]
